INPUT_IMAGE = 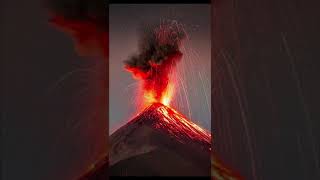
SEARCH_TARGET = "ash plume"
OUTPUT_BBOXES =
[125,21,186,102]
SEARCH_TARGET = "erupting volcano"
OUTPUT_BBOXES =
[109,21,209,176]
[108,21,212,176]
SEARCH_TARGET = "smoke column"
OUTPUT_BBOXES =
[124,20,186,107]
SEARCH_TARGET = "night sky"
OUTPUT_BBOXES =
[109,4,211,134]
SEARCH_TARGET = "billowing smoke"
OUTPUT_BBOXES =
[125,21,186,105]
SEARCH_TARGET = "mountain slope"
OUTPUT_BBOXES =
[109,103,211,176]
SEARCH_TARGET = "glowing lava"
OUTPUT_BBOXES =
[130,102,211,149]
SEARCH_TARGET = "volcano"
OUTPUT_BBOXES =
[109,102,211,176]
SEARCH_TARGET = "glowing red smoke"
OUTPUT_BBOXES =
[125,52,182,107]
[48,14,108,59]
[125,21,185,107]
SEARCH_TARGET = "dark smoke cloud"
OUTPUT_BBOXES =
[125,21,186,77]
[125,20,186,101]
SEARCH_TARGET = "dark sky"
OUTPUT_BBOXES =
[109,4,211,134]
[2,1,107,180]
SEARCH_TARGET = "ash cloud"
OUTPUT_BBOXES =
[125,20,186,102]
[124,21,186,76]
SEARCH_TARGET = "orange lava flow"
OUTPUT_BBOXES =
[136,103,211,149]
[157,104,210,142]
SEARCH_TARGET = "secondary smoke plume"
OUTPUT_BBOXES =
[47,0,108,58]
[125,21,186,106]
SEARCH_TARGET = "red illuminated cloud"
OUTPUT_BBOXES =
[49,14,108,59]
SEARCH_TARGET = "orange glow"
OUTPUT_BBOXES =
[143,90,156,106]
[143,81,175,107]
[160,82,174,106]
